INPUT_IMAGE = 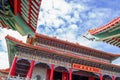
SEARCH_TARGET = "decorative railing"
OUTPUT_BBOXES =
[8,77,46,80]
[7,76,26,80]
[8,76,37,80]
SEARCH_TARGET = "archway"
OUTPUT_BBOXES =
[103,75,112,80]
[115,77,120,80]
[32,62,50,80]
[54,66,68,80]
[55,66,68,72]
[16,59,30,77]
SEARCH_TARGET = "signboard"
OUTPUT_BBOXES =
[73,63,101,73]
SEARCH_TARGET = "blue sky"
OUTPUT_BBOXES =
[0,0,120,69]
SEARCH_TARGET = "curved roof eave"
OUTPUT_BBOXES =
[88,17,120,35]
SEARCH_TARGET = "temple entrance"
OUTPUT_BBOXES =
[32,62,50,80]
[16,59,30,77]
[53,71,62,80]
[72,70,98,80]
[103,75,112,80]
[72,74,88,80]
[53,66,69,80]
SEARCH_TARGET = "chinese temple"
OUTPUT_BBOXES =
[6,33,120,80]
[1,0,120,80]
[84,17,120,48]
[0,0,41,35]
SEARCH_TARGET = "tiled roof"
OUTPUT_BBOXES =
[88,17,120,35]
[35,33,116,57]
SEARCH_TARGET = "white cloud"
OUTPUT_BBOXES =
[52,0,72,14]
[37,0,120,52]
[0,51,9,69]
[0,28,27,69]
[1,28,27,42]
[38,0,88,27]
[37,0,96,48]
[0,28,27,50]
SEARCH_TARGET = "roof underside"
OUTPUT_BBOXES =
[0,0,42,35]
[103,36,120,48]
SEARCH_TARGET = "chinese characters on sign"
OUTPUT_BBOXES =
[73,63,101,73]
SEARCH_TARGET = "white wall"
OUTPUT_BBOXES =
[32,66,47,80]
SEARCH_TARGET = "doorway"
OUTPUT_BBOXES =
[72,74,88,80]
[53,71,62,80]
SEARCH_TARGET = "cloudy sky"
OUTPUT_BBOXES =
[0,0,120,69]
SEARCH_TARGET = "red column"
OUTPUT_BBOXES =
[14,0,18,15]
[89,77,91,80]
[89,76,95,80]
[62,72,68,80]
[50,64,54,80]
[62,72,65,80]
[9,56,17,76]
[46,69,51,80]
[69,68,72,80]
[100,74,103,80]
[27,60,35,79]
[112,76,115,80]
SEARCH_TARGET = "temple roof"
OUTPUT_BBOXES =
[0,0,42,35]
[34,33,119,59]
[5,35,120,68]
[88,17,120,35]
[84,17,120,48]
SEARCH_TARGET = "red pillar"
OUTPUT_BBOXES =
[62,72,68,80]
[89,77,91,80]
[100,74,103,80]
[14,0,18,15]
[62,72,65,80]
[9,56,17,76]
[89,76,95,80]
[67,73,69,80]
[46,69,51,80]
[69,68,72,80]
[112,76,115,80]
[27,60,35,79]
[50,64,54,80]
